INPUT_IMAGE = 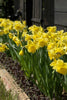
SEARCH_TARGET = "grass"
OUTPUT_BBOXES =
[0,79,18,100]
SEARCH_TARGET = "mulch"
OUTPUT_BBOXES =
[0,52,67,100]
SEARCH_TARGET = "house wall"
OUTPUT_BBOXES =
[54,0,67,31]
[14,0,67,30]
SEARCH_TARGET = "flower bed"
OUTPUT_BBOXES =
[0,18,67,100]
[0,52,47,100]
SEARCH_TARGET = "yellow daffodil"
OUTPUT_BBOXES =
[50,59,67,75]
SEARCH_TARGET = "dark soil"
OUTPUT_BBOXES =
[0,52,67,100]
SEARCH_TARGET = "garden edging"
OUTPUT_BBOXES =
[0,66,30,100]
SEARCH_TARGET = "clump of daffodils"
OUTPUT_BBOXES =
[0,18,67,75]
[23,25,49,53]
[23,25,67,75]
[46,27,67,75]
[0,18,26,36]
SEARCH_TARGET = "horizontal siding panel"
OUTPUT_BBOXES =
[55,0,67,11]
[54,12,67,26]
[56,25,67,31]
